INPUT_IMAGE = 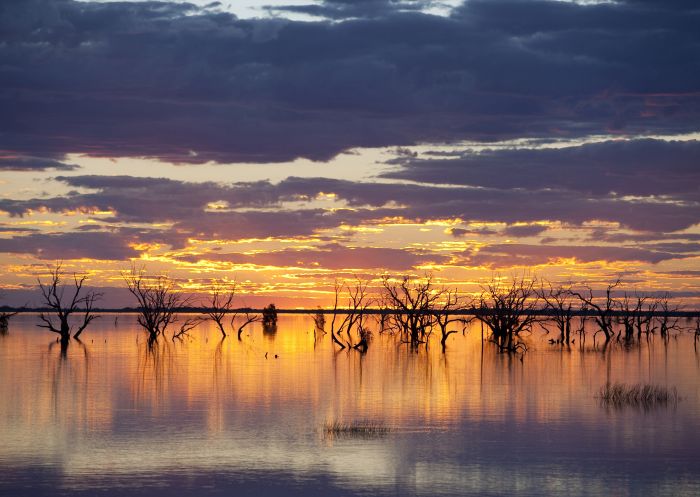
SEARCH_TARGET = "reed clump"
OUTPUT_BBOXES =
[598,382,679,408]
[323,420,391,438]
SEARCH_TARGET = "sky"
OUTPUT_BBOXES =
[1,0,699,308]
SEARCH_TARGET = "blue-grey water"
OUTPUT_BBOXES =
[1,314,699,496]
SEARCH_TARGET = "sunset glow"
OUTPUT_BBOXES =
[0,1,698,308]
[2,3,700,496]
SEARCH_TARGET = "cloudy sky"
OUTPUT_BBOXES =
[1,0,699,307]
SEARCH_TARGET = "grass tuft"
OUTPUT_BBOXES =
[598,382,679,409]
[323,420,391,438]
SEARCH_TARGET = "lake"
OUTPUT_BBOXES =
[1,313,699,496]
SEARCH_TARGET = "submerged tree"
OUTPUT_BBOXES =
[431,288,471,351]
[230,308,260,340]
[571,280,621,344]
[632,295,657,340]
[37,263,101,343]
[656,295,681,340]
[344,278,372,351]
[0,294,17,335]
[202,282,236,338]
[328,278,373,351]
[312,307,326,332]
[0,311,17,334]
[201,281,260,340]
[381,275,441,348]
[123,267,198,343]
[475,275,540,353]
[618,293,643,343]
[538,282,575,345]
[262,303,278,330]
[328,280,348,350]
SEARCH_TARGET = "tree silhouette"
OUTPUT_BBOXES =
[475,275,539,353]
[123,266,198,343]
[37,263,101,343]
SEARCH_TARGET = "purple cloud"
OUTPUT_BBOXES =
[0,0,698,163]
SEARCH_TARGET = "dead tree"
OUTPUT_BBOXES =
[328,280,348,349]
[200,282,260,340]
[311,307,326,333]
[0,294,17,335]
[0,312,17,334]
[310,307,326,341]
[346,278,372,351]
[123,267,196,343]
[202,283,236,338]
[232,308,261,340]
[431,288,471,351]
[37,263,101,343]
[381,275,440,348]
[328,278,372,351]
[618,293,639,343]
[633,295,656,339]
[475,275,540,353]
[656,295,680,340]
[172,317,201,341]
[571,279,621,343]
[538,282,575,345]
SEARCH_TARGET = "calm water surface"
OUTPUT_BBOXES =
[1,314,699,496]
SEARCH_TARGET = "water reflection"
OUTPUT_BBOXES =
[0,314,698,496]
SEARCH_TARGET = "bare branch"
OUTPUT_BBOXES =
[36,263,101,340]
[123,265,191,341]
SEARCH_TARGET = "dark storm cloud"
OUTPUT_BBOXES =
[1,171,698,263]
[1,174,699,234]
[0,225,38,233]
[447,226,499,237]
[0,156,79,171]
[0,231,140,260]
[502,224,549,238]
[178,243,448,270]
[464,243,689,268]
[0,0,698,163]
[384,139,700,200]
[267,0,431,19]
[274,176,700,232]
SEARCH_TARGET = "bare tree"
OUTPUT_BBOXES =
[200,281,261,340]
[0,293,17,335]
[345,278,372,351]
[0,311,17,334]
[202,282,236,338]
[123,266,196,343]
[538,282,575,345]
[311,307,326,336]
[232,308,261,340]
[633,295,657,339]
[328,278,373,351]
[571,279,621,343]
[618,293,639,343]
[172,317,201,341]
[36,263,101,343]
[431,288,471,351]
[475,275,540,353]
[310,306,326,340]
[381,275,440,348]
[328,280,348,349]
[656,295,681,340]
